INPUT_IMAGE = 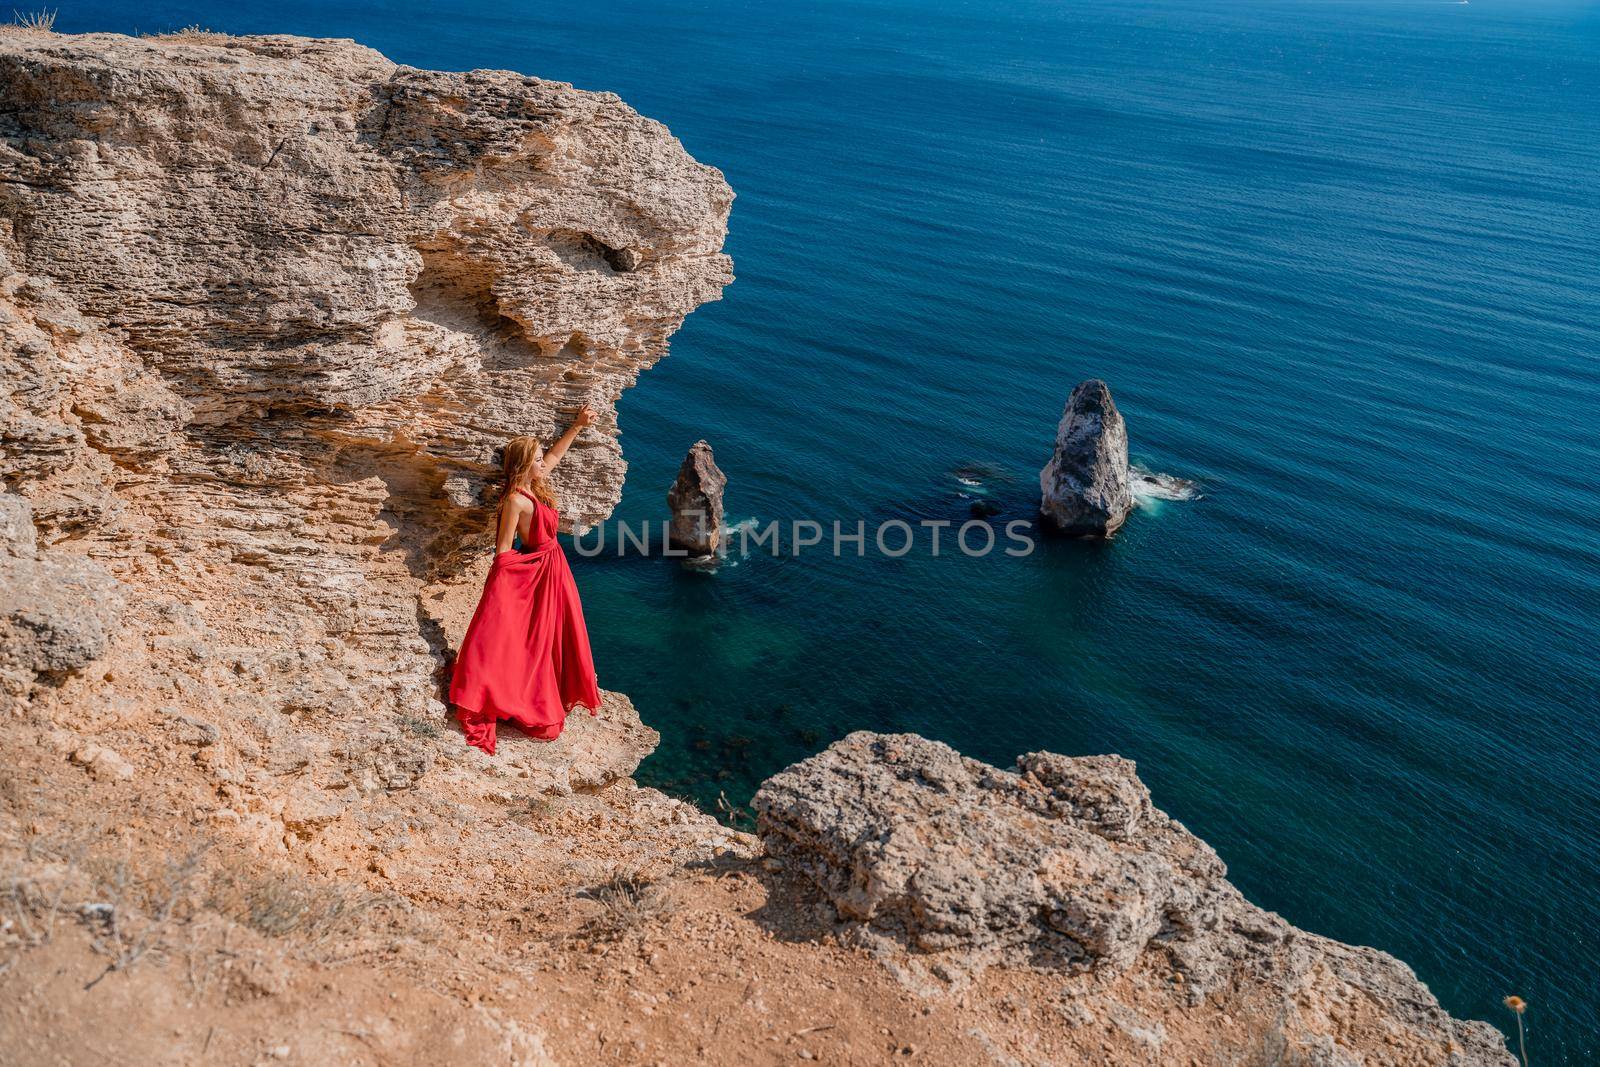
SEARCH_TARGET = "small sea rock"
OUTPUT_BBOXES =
[1038,379,1133,537]
[667,440,727,558]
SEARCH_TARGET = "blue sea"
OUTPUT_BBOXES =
[63,0,1600,1057]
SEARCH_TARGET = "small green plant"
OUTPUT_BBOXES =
[1503,996,1528,1066]
[399,714,440,739]
[10,9,57,31]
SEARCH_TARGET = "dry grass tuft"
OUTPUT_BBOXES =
[3,825,210,987]
[3,823,102,968]
[206,863,374,953]
[3,867,75,966]
[152,24,229,43]
[715,789,756,833]
[1503,996,1529,1066]
[9,9,56,31]
[516,793,569,826]
[1210,1010,1315,1067]
[81,843,211,989]
[574,868,679,943]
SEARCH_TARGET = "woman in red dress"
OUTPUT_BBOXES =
[449,406,603,754]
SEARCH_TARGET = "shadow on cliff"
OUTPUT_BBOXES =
[415,597,454,704]
[327,438,492,581]
[686,852,843,948]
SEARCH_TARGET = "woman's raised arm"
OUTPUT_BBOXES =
[539,404,596,475]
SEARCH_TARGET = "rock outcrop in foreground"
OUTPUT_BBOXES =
[1040,378,1134,536]
[758,733,1514,1066]
[666,439,727,558]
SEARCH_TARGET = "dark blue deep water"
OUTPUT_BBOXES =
[63,0,1600,1057]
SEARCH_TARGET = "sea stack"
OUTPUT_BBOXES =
[1039,379,1134,537]
[667,440,727,558]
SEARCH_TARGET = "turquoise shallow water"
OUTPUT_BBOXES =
[62,0,1600,1057]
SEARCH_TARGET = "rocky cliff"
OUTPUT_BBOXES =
[0,29,1509,1067]
[758,733,1512,1065]
[0,25,731,786]
[2,30,732,536]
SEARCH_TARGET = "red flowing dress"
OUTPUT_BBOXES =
[449,488,602,754]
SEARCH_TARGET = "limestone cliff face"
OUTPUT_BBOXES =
[0,29,731,742]
[1,31,732,537]
[0,26,735,911]
[0,35,752,1064]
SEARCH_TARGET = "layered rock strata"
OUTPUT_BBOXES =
[0,29,732,739]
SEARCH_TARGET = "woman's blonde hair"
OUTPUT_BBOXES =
[502,435,558,508]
